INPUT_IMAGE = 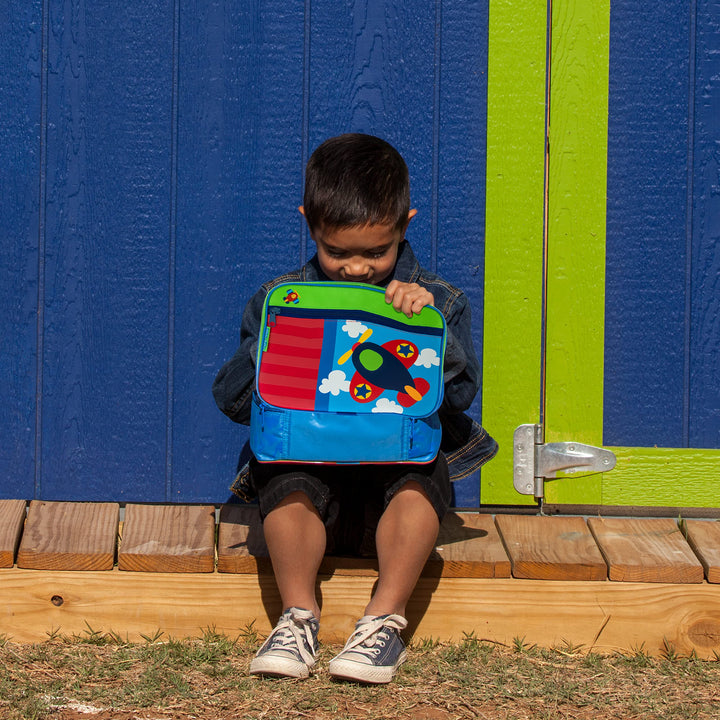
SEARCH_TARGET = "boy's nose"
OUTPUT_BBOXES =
[345,258,369,279]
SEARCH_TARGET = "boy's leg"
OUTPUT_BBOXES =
[263,490,326,619]
[365,480,439,617]
[329,459,449,684]
[249,463,331,678]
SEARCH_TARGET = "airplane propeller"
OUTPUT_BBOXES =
[337,327,373,365]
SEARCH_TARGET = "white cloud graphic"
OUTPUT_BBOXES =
[342,320,368,338]
[372,398,404,414]
[319,370,350,396]
[415,348,440,368]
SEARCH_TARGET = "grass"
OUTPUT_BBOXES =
[1,627,719,719]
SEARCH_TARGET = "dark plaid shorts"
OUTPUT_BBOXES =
[248,453,450,556]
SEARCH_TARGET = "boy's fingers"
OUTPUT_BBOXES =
[384,279,400,303]
[386,281,434,316]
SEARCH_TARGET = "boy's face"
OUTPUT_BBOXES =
[301,208,416,285]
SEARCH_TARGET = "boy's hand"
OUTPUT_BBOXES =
[385,280,435,318]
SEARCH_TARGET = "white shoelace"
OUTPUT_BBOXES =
[340,614,407,655]
[259,609,317,665]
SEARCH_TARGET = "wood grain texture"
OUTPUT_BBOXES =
[689,0,720,449]
[2,569,720,657]
[118,504,215,573]
[587,517,704,584]
[216,504,270,574]
[481,0,547,505]
[0,500,27,568]
[603,0,705,449]
[217,509,512,579]
[495,515,607,581]
[16,501,118,571]
[430,513,511,578]
[172,0,306,501]
[601,447,720,508]
[431,0,490,507]
[0,2,41,500]
[544,0,611,506]
[683,520,720,584]
[39,1,173,501]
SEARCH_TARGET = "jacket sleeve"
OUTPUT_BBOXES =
[211,287,266,425]
[441,293,482,414]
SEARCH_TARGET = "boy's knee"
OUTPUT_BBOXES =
[271,490,318,513]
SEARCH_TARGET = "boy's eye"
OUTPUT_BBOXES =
[368,248,389,258]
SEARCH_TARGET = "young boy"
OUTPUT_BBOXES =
[213,133,497,684]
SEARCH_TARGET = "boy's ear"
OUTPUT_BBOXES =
[298,206,314,236]
[403,208,418,232]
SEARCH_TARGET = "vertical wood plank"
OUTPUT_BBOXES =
[172,0,306,502]
[0,1,42,500]
[544,0,611,504]
[603,0,692,448]
[435,0,490,507]
[308,0,437,265]
[0,500,27,568]
[689,0,720,449]
[118,504,216,572]
[39,0,174,500]
[16,500,118,571]
[481,0,547,505]
[495,514,607,581]
[683,520,720,583]
[588,517,704,583]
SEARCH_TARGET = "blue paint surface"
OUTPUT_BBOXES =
[0,0,491,503]
[0,1,42,500]
[604,0,720,450]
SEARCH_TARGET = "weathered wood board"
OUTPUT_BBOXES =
[495,514,607,581]
[16,501,118,571]
[683,520,720,584]
[587,517,704,583]
[118,504,216,573]
[0,500,26,568]
[217,504,270,574]
[430,512,512,578]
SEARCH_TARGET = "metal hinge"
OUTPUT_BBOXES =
[513,424,617,499]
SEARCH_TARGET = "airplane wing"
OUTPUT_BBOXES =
[381,340,418,369]
[349,373,382,403]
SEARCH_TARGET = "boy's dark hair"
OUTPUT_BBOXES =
[303,134,410,233]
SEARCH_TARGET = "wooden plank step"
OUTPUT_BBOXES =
[118,504,216,573]
[217,508,512,578]
[3,569,720,657]
[495,514,607,581]
[217,504,270,574]
[587,517,704,583]
[682,520,720,583]
[16,501,118,571]
[430,512,512,578]
[0,500,27,568]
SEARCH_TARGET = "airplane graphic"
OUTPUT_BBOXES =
[337,328,430,408]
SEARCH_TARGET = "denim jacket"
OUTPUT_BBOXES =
[213,240,497,495]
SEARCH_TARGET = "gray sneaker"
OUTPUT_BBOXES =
[250,607,319,679]
[328,614,408,684]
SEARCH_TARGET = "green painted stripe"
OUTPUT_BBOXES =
[602,448,720,507]
[481,0,548,505]
[543,0,611,505]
